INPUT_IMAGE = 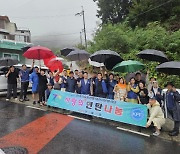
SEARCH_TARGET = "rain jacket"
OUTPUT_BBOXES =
[29,71,39,93]
[159,90,180,121]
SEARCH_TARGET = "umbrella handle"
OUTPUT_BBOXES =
[39,60,41,68]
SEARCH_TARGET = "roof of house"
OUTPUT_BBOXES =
[0,40,32,51]
[0,16,10,22]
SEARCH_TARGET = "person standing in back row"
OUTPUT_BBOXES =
[79,72,91,95]
[94,73,108,98]
[66,71,77,93]
[127,77,139,103]
[5,66,19,101]
[158,82,180,136]
[29,66,39,105]
[19,60,34,102]
[38,69,48,106]
[106,73,117,99]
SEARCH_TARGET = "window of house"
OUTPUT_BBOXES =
[0,34,3,39]
[3,53,19,60]
[0,34,7,39]
[15,35,24,42]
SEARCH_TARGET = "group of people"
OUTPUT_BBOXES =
[5,62,180,137]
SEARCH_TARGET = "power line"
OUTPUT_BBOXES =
[11,14,75,19]
[32,31,93,38]
[133,0,173,18]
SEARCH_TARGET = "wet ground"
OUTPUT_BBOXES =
[0,101,179,154]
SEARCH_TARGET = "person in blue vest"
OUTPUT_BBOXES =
[45,83,53,104]
[79,72,91,95]
[19,61,34,102]
[94,73,108,98]
[60,69,68,91]
[29,66,39,104]
[76,71,84,94]
[47,71,54,87]
[65,71,77,93]
[106,73,117,99]
[158,82,180,136]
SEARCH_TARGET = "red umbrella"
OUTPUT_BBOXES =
[47,58,64,72]
[43,55,56,66]
[23,46,54,60]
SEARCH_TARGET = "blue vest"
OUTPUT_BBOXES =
[108,80,117,94]
[166,91,175,110]
[81,79,90,95]
[95,79,108,94]
[20,69,30,82]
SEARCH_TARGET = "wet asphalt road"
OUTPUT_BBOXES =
[0,101,179,154]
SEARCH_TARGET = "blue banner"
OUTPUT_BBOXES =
[47,90,147,127]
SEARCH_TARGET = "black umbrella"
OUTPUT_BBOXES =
[0,57,19,66]
[137,49,168,63]
[156,61,180,75]
[21,44,34,52]
[90,50,121,63]
[104,56,123,70]
[60,47,78,57]
[66,50,90,61]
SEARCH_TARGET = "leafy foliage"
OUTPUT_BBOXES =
[128,0,180,29]
[93,0,180,30]
[94,0,132,24]
[88,22,180,87]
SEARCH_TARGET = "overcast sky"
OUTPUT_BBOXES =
[0,0,99,48]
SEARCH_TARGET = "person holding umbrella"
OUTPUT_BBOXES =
[90,71,97,96]
[38,69,48,106]
[5,66,19,101]
[158,82,180,136]
[135,72,145,85]
[19,60,35,102]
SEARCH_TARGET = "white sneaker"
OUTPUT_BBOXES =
[14,98,18,101]
[153,131,160,136]
[6,99,10,101]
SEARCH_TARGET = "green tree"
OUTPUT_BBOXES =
[88,22,180,87]
[93,0,132,24]
[128,0,180,29]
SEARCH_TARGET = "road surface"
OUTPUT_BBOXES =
[0,101,179,154]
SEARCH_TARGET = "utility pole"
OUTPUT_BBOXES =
[80,31,83,46]
[75,6,87,49]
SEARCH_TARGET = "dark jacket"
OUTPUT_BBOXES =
[95,79,108,96]
[7,71,19,84]
[151,87,162,105]
[107,80,117,95]
[38,75,48,91]
[66,77,77,93]
[159,90,180,121]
